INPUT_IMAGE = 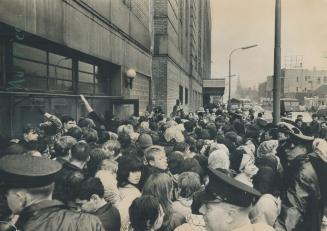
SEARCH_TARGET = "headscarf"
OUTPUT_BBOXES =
[256,140,279,158]
[312,138,327,163]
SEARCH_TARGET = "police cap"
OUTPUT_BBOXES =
[0,155,62,189]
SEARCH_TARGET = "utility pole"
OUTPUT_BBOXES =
[273,0,281,125]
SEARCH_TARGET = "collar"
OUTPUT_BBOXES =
[17,200,67,228]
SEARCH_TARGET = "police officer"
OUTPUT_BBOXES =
[196,168,275,231]
[0,155,105,231]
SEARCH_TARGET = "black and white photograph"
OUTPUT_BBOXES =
[0,0,327,230]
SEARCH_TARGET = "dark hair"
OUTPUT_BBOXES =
[178,172,201,198]
[53,171,85,204]
[117,155,143,187]
[87,148,108,177]
[167,151,184,174]
[267,128,278,140]
[173,142,189,153]
[71,141,90,162]
[77,177,104,200]
[82,128,98,143]
[118,133,131,148]
[61,115,75,124]
[98,130,110,144]
[66,126,82,140]
[22,123,37,134]
[129,195,162,231]
[78,118,95,128]
[184,121,194,133]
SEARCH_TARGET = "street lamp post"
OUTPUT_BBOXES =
[228,44,258,109]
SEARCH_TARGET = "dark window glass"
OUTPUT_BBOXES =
[48,53,73,91]
[12,43,47,90]
[179,85,183,104]
[185,88,188,104]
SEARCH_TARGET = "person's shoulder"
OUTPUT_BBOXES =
[233,223,275,231]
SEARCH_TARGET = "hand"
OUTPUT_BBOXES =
[44,112,52,118]
[80,94,87,102]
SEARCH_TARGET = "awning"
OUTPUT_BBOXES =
[203,79,225,96]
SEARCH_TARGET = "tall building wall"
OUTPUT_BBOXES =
[152,0,211,115]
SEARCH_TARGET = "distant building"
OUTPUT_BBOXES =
[260,68,327,104]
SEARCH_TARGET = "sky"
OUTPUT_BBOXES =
[210,0,327,90]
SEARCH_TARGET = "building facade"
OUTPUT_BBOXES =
[0,0,152,136]
[0,0,211,137]
[152,0,211,115]
[259,68,327,104]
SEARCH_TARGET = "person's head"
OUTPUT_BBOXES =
[6,183,55,214]
[173,142,190,154]
[75,177,105,213]
[277,128,289,141]
[197,168,261,231]
[167,151,184,175]
[118,133,132,148]
[70,141,90,163]
[176,99,180,106]
[23,124,39,142]
[87,148,109,177]
[78,117,95,129]
[177,172,201,199]
[137,133,153,150]
[297,114,303,121]
[117,155,143,187]
[97,159,118,176]
[238,154,258,177]
[284,137,311,161]
[142,173,173,214]
[208,150,230,170]
[312,114,318,121]
[102,140,121,157]
[129,195,165,231]
[264,128,278,141]
[256,140,279,158]
[82,127,98,143]
[54,136,77,158]
[0,155,62,214]
[61,116,76,131]
[321,121,327,129]
[200,201,251,231]
[295,118,303,127]
[66,126,83,141]
[144,146,168,170]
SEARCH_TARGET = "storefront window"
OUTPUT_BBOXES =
[13,43,47,90]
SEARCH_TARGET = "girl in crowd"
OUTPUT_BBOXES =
[117,155,143,231]
[129,195,165,231]
[142,173,185,231]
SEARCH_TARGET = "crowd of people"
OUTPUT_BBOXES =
[0,95,327,231]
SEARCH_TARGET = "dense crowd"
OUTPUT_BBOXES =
[0,95,327,231]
